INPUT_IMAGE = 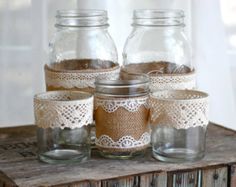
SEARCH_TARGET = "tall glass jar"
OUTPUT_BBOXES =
[45,10,119,93]
[122,9,195,92]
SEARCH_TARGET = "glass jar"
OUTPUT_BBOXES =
[149,90,209,162]
[122,9,195,92]
[94,74,150,159]
[34,91,94,164]
[45,10,119,93]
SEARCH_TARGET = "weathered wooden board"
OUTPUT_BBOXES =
[231,164,236,187]
[0,123,236,187]
[202,166,228,187]
[167,170,200,187]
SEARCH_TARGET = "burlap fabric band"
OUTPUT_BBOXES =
[121,62,196,92]
[34,91,94,129]
[95,96,150,152]
[149,90,209,129]
[44,64,120,91]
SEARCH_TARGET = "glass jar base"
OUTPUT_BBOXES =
[39,149,90,164]
[98,149,146,159]
[153,148,204,162]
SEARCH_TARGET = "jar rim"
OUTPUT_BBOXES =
[150,90,209,102]
[34,91,93,103]
[133,9,185,27]
[56,9,107,18]
[134,9,184,19]
[55,9,109,28]
[95,74,150,97]
[95,74,149,87]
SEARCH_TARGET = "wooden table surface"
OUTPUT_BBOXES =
[0,123,236,187]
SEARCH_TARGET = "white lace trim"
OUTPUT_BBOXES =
[149,90,209,129]
[45,66,120,89]
[148,71,196,91]
[34,91,94,129]
[95,96,149,113]
[95,132,150,149]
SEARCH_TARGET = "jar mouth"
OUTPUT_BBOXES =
[95,74,149,86]
[95,74,150,97]
[34,91,93,103]
[150,90,209,102]
[133,9,185,27]
[55,9,109,28]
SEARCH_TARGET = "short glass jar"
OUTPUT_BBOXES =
[45,10,119,93]
[122,9,195,92]
[34,91,93,164]
[94,74,150,159]
[149,90,209,162]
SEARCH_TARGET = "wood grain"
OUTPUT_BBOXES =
[231,164,236,187]
[0,123,235,187]
[167,170,199,187]
[202,167,228,187]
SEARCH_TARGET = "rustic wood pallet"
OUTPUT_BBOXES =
[0,123,236,187]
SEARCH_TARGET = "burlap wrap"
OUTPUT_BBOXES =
[121,62,196,91]
[95,96,150,152]
[45,60,120,93]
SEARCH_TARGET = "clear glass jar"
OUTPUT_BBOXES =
[149,90,209,162]
[45,10,119,93]
[34,91,94,164]
[94,74,150,159]
[122,10,195,92]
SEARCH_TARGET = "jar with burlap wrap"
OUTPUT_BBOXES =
[149,90,209,162]
[122,9,196,92]
[94,74,150,159]
[45,10,119,93]
[34,91,93,164]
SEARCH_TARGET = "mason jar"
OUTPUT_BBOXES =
[122,9,195,92]
[34,91,94,164]
[45,9,119,93]
[94,74,150,159]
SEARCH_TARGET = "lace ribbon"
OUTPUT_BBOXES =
[95,132,150,149]
[45,66,120,89]
[148,71,196,92]
[95,96,149,113]
[149,90,209,129]
[34,91,94,129]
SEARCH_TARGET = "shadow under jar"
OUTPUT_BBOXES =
[34,91,93,164]
[149,90,209,162]
[94,74,150,159]
[45,9,119,93]
[122,9,195,92]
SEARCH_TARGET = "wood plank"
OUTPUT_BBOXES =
[0,123,235,187]
[202,167,228,187]
[52,180,101,187]
[0,171,17,187]
[100,172,167,187]
[167,170,199,187]
[231,164,236,187]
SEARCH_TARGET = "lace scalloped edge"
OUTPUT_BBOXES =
[95,97,149,113]
[95,132,151,149]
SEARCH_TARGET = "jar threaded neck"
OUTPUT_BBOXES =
[133,9,185,27]
[55,9,109,28]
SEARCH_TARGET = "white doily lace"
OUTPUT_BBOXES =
[148,71,196,92]
[95,96,149,113]
[95,132,150,149]
[45,66,120,89]
[149,90,209,129]
[34,91,93,129]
